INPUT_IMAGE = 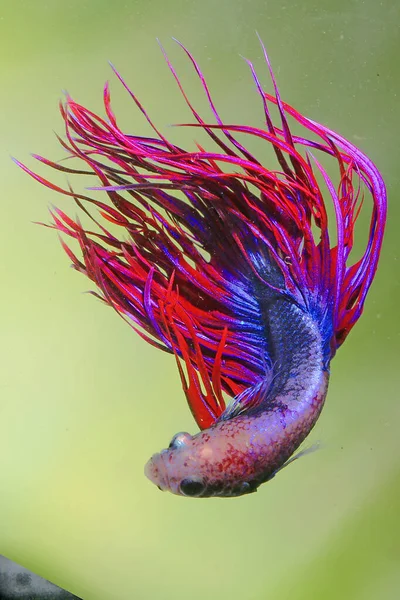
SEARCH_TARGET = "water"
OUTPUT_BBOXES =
[0,1,399,598]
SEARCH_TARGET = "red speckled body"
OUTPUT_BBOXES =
[145,301,330,497]
[145,373,328,496]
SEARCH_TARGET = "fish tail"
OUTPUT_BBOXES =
[17,41,387,428]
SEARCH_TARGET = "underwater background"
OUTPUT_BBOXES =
[1,0,399,598]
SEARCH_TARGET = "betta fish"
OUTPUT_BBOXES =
[17,40,387,498]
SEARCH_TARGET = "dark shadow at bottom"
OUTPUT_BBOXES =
[0,555,83,599]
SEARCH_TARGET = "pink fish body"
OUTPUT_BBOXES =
[18,40,386,497]
[146,305,329,497]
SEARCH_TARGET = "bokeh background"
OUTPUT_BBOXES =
[0,1,399,599]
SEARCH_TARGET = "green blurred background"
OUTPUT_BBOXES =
[0,1,399,599]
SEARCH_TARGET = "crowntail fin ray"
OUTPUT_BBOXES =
[18,42,386,427]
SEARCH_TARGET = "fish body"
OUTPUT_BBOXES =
[146,295,329,497]
[18,40,386,497]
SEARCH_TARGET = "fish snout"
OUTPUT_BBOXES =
[144,452,169,491]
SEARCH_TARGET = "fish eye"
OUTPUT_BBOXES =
[179,477,205,497]
[168,432,192,450]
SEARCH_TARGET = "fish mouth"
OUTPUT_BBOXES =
[144,451,170,492]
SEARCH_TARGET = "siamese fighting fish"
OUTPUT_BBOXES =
[17,41,386,498]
